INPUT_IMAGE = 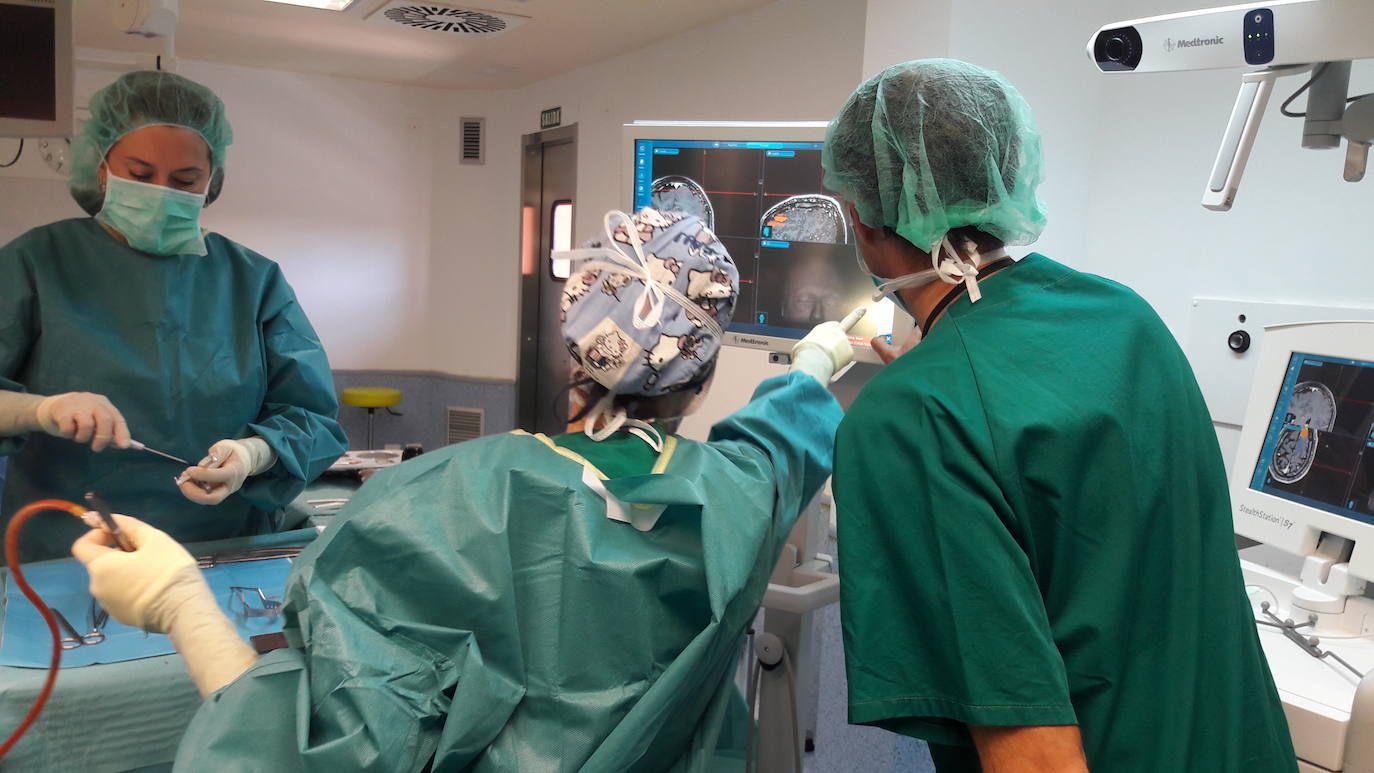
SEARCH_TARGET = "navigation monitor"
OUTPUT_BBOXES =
[624,123,904,363]
[1250,353,1374,524]
[1232,322,1374,581]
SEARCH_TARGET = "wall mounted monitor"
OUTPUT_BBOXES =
[0,0,74,138]
[624,122,910,365]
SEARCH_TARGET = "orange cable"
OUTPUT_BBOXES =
[0,499,87,759]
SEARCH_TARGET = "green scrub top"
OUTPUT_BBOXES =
[0,218,347,562]
[173,372,842,772]
[834,255,1295,772]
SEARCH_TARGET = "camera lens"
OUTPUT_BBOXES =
[1254,13,1263,22]
[1105,35,1128,61]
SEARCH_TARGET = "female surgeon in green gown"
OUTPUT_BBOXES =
[72,208,859,771]
[0,71,347,562]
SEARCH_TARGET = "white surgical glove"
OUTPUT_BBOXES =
[177,437,277,506]
[6,391,132,452]
[790,307,865,385]
[72,514,258,696]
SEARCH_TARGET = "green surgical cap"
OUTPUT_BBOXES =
[70,70,233,216]
[822,59,1047,252]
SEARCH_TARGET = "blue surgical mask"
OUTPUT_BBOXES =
[97,172,208,256]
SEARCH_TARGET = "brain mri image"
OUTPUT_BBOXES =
[651,176,715,230]
[761,194,849,245]
[1269,381,1338,484]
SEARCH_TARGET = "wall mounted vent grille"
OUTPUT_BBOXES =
[446,406,485,445]
[461,117,484,164]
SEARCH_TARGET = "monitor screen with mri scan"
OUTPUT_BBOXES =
[631,137,892,345]
[1250,352,1374,526]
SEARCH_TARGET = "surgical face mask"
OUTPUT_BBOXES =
[97,171,208,256]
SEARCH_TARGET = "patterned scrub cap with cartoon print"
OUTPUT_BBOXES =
[558,208,739,398]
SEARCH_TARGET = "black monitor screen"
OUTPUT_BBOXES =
[633,138,889,342]
[1251,352,1374,525]
[0,5,57,122]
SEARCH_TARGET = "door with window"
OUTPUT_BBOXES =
[516,125,577,435]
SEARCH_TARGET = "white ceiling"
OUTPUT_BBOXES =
[75,0,775,90]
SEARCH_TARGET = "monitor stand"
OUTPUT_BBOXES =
[1243,534,1374,772]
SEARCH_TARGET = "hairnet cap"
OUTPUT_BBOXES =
[822,58,1048,252]
[70,70,233,216]
[562,208,739,398]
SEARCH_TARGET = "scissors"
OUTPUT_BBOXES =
[82,599,109,645]
[52,602,108,649]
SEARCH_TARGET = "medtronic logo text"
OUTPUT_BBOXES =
[1238,504,1293,531]
[1165,36,1224,52]
[734,336,770,346]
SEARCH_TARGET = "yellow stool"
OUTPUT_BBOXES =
[341,387,403,450]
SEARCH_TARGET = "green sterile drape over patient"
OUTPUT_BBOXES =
[0,218,347,561]
[173,371,841,772]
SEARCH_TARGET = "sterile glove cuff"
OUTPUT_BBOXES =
[238,436,277,476]
[162,578,260,697]
[789,348,836,386]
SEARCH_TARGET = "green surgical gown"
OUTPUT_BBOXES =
[835,255,1296,772]
[0,218,347,562]
[174,371,841,772]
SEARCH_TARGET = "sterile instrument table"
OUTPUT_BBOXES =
[0,518,333,771]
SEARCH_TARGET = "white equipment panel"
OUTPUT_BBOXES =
[1185,298,1374,427]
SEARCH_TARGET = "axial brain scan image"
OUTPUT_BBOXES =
[1269,381,1337,484]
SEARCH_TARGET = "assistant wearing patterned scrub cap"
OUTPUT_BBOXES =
[555,208,739,449]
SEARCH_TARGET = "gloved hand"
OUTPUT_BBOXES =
[27,391,132,452]
[790,307,864,384]
[72,515,259,696]
[70,513,198,632]
[177,437,277,505]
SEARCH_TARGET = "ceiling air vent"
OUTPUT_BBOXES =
[446,406,485,445]
[461,117,484,165]
[369,3,530,36]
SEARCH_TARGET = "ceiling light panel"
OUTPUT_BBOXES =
[263,0,358,11]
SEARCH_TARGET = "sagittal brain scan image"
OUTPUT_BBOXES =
[632,139,889,343]
[761,194,849,244]
[1254,354,1374,523]
[1268,382,1337,484]
[651,176,715,230]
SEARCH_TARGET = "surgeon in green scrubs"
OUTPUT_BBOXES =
[71,208,859,770]
[0,71,346,562]
[823,59,1295,772]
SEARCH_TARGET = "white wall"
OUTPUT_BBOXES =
[946,0,1374,337]
[0,59,438,372]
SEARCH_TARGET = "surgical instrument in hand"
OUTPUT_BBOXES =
[127,439,192,467]
[84,492,134,553]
